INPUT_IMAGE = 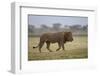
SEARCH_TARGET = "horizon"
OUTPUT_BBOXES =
[28,15,88,27]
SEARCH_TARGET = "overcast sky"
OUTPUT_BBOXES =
[28,15,88,27]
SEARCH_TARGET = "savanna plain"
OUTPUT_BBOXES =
[28,36,87,60]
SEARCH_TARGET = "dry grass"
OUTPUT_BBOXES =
[28,36,88,60]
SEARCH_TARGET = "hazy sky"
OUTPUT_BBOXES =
[28,15,88,27]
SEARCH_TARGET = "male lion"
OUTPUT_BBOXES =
[33,32,73,52]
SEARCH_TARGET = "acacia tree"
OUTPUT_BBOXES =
[28,24,35,33]
[52,23,62,31]
[82,25,88,31]
[41,24,49,29]
[70,24,82,30]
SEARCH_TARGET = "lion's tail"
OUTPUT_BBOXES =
[33,45,39,48]
[33,43,39,48]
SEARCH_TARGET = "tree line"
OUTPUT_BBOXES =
[28,23,88,37]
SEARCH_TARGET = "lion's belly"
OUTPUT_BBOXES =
[49,40,57,43]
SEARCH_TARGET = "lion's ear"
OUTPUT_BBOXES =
[67,32,71,34]
[64,32,68,36]
[64,31,72,37]
[63,32,68,39]
[65,32,72,35]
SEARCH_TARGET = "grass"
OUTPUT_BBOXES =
[28,36,88,61]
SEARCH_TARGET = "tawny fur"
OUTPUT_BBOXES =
[33,32,73,52]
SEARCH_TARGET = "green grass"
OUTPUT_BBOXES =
[28,36,88,60]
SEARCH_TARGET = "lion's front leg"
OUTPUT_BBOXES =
[60,41,65,51]
[56,42,61,51]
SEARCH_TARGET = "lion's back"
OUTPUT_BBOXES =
[40,32,63,43]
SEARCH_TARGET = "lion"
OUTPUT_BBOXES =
[33,32,73,52]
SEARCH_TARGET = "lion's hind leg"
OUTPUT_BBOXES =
[39,42,44,53]
[46,41,52,52]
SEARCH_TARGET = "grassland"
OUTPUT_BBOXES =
[28,36,88,61]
